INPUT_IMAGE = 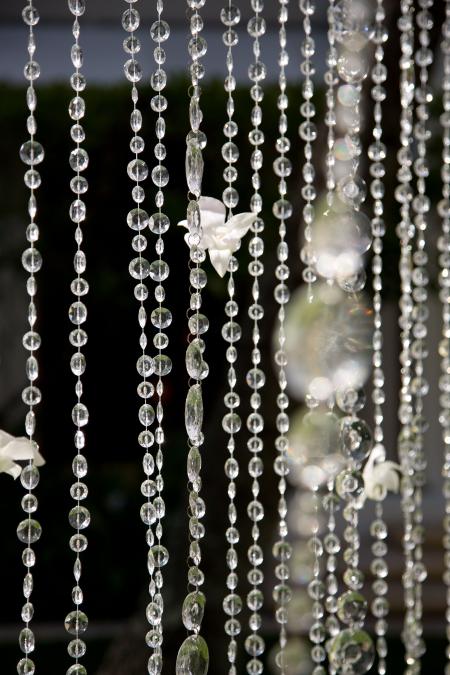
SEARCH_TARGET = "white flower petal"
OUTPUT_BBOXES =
[178,218,188,230]
[0,430,15,449]
[209,248,232,277]
[0,431,45,479]
[226,212,254,237]
[199,196,226,218]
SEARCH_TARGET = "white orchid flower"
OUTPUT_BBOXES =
[178,196,254,277]
[0,430,45,479]
[362,444,402,501]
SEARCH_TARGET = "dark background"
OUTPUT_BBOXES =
[0,2,448,674]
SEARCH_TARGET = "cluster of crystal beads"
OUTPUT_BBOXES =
[440,5,450,673]
[17,3,44,673]
[298,0,318,295]
[64,1,90,673]
[244,2,267,673]
[176,1,209,673]
[122,1,171,671]
[272,1,291,673]
[326,1,375,671]
[220,4,243,674]
[368,3,390,673]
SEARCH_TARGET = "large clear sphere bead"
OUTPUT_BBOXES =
[328,628,375,674]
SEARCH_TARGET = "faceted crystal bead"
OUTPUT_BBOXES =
[64,610,88,635]
[68,506,90,530]
[17,520,42,544]
[19,628,35,654]
[328,628,374,674]
[17,657,35,675]
[182,591,206,631]
[339,416,373,463]
[176,635,209,675]
[124,59,142,83]
[337,590,367,624]
[20,140,44,166]
[186,144,204,197]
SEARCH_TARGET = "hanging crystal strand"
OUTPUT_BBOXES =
[148,2,172,671]
[296,2,330,672]
[64,1,91,674]
[298,0,318,299]
[368,3,390,674]
[271,2,291,674]
[324,0,336,211]
[327,1,376,670]
[396,0,424,669]
[439,5,450,673]
[17,3,44,673]
[122,2,170,672]
[220,4,243,674]
[176,1,209,673]
[311,2,341,670]
[408,2,433,665]
[245,2,267,673]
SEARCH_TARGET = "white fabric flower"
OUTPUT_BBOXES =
[0,430,45,479]
[362,444,402,501]
[178,196,254,277]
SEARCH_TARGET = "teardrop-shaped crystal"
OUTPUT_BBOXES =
[186,341,208,380]
[182,591,206,632]
[186,143,204,197]
[187,447,202,483]
[185,384,203,444]
[176,634,209,675]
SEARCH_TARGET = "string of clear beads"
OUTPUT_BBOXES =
[327,1,375,670]
[272,1,291,673]
[321,3,340,664]
[369,3,389,673]
[148,2,172,671]
[395,0,423,669]
[64,1,91,674]
[439,5,450,672]
[176,0,209,672]
[17,3,44,673]
[220,4,243,674]
[245,1,267,673]
[408,3,433,665]
[298,0,317,296]
[324,0,336,209]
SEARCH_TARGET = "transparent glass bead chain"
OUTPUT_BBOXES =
[439,5,450,672]
[395,0,423,668]
[324,0,336,210]
[122,1,171,672]
[368,3,390,673]
[245,1,267,673]
[17,2,44,673]
[298,0,318,297]
[368,0,389,675]
[272,1,291,673]
[408,3,434,666]
[64,1,91,673]
[220,3,243,673]
[148,1,172,670]
[327,2,375,670]
[177,0,209,672]
[321,3,340,666]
